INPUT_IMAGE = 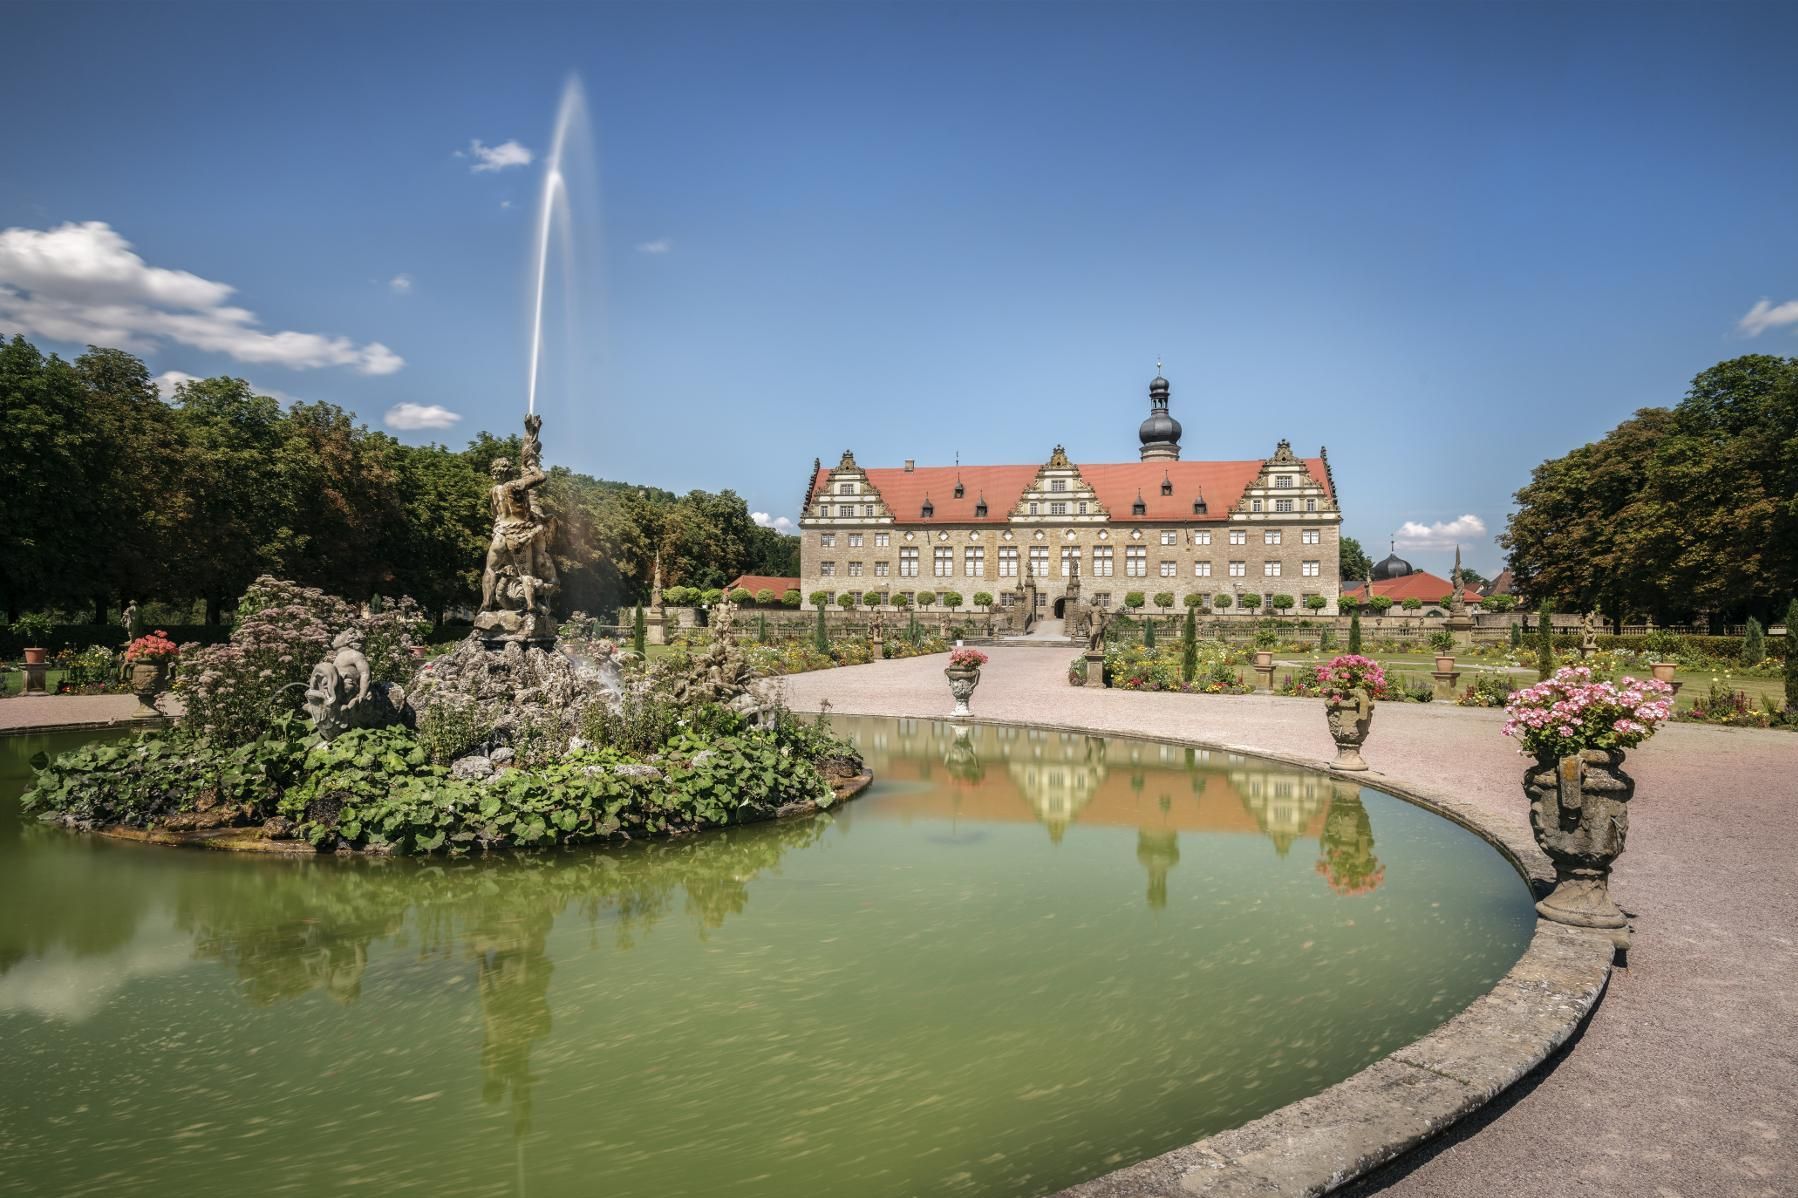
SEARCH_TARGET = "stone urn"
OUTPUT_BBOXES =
[129,660,169,710]
[945,665,980,719]
[1524,749,1633,929]
[1324,688,1375,771]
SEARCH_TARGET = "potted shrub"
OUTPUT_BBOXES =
[1252,623,1279,670]
[13,613,53,664]
[1316,654,1387,771]
[1429,629,1456,673]
[945,646,989,718]
[1502,666,1673,929]
[124,629,180,707]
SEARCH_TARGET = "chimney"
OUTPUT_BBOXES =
[903,459,915,472]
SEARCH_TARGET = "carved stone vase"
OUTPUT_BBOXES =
[1324,689,1374,771]
[945,666,980,719]
[1524,748,1633,929]
[129,661,169,713]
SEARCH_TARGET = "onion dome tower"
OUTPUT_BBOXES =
[1371,540,1414,580]
[1138,362,1182,461]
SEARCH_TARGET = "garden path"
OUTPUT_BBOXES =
[0,694,164,732]
[777,647,1798,1198]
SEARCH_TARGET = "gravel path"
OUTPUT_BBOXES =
[775,647,1798,1198]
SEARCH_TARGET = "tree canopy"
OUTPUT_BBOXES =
[1338,536,1371,581]
[0,335,797,623]
[1501,354,1797,624]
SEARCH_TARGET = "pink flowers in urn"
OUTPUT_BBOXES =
[1502,665,1673,759]
[1315,654,1386,702]
[947,647,989,670]
[124,630,179,664]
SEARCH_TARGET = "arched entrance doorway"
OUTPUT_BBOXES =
[1053,597,1067,618]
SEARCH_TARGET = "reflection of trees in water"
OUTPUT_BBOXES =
[1316,785,1385,896]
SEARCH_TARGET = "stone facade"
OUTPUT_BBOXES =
[797,387,1343,617]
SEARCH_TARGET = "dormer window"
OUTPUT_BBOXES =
[1193,496,1208,515]
[1132,491,1146,517]
[974,494,988,518]
[921,496,934,519]
[1161,473,1173,497]
[953,479,965,499]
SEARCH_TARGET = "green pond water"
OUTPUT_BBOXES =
[0,718,1535,1198]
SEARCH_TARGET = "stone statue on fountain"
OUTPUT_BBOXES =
[475,413,559,646]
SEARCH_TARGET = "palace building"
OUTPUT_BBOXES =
[797,370,1344,618]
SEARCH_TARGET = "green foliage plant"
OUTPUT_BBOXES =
[1143,615,1156,649]
[1304,595,1327,611]
[1181,605,1198,683]
[1510,622,1524,650]
[941,591,963,611]
[755,588,775,606]
[836,593,856,609]
[11,612,54,644]
[1742,617,1765,665]
[1212,593,1233,611]
[782,590,801,608]
[1271,594,1295,612]
[1154,592,1175,610]
[729,587,753,606]
[809,590,829,609]
[1429,630,1455,654]
[973,592,994,610]
[1348,611,1363,655]
[1338,594,1362,613]
[814,604,829,654]
[1124,592,1146,609]
[1537,600,1555,681]
[1400,597,1422,612]
[632,605,648,656]
[1318,624,1335,653]
[1184,593,1204,608]
[1787,599,1798,709]
[1240,594,1262,611]
[916,591,936,608]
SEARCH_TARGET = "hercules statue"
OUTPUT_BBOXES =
[475,412,559,644]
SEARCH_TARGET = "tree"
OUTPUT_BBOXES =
[941,591,963,611]
[1143,615,1156,649]
[1305,595,1327,612]
[782,589,801,608]
[1369,595,1394,614]
[1181,605,1197,683]
[1484,593,1518,613]
[632,604,647,656]
[1153,592,1175,610]
[973,591,993,610]
[1537,600,1555,681]
[1348,611,1362,654]
[1742,617,1765,665]
[809,590,829,609]
[836,593,856,609]
[755,588,775,607]
[1400,597,1421,612]
[1240,594,1262,611]
[1213,593,1233,611]
[729,587,753,606]
[916,591,936,608]
[1124,592,1146,609]
[1339,594,1362,613]
[815,603,829,653]
[1786,599,1798,710]
[1271,594,1295,612]
[1184,593,1204,608]
[1339,536,1372,582]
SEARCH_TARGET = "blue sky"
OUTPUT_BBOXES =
[4,1,1796,579]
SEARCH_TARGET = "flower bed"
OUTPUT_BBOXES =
[1098,642,1251,693]
[1676,681,1794,729]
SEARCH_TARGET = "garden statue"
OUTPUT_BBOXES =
[120,600,140,642]
[1021,562,1039,634]
[1447,546,1467,618]
[666,593,760,716]
[475,412,559,645]
[1580,609,1599,658]
[1086,605,1110,653]
[649,552,664,610]
[303,630,408,741]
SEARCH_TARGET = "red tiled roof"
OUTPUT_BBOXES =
[1344,571,1483,604]
[811,456,1332,524]
[727,575,801,596]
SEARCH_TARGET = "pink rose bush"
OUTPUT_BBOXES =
[1316,654,1387,703]
[947,647,989,670]
[1501,665,1673,759]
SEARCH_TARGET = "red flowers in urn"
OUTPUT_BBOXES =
[124,630,179,711]
[124,631,180,664]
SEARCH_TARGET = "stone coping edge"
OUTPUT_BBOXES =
[1,715,167,738]
[828,708,1618,1198]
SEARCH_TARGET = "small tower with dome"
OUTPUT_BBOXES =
[1138,364,1182,461]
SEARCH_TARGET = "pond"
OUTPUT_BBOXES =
[0,717,1535,1198]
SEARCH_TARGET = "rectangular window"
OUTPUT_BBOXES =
[1193,530,1212,546]
[1126,546,1147,577]
[820,561,835,577]
[1000,592,1015,607]
[1061,546,1080,575]
[874,561,889,577]
[820,533,835,548]
[1229,530,1247,545]
[1092,591,1111,607]
[1264,561,1282,577]
[1160,530,1177,545]
[1274,498,1293,513]
[1078,500,1088,514]
[875,532,890,547]
[1306,498,1317,512]
[1229,561,1246,577]
[848,533,863,548]
[1029,546,1050,577]
[1264,530,1282,545]
[838,482,854,494]
[1092,546,1114,576]
[934,547,953,577]
[1275,475,1293,488]
[1252,499,1263,512]
[1028,502,1039,515]
[999,546,1018,577]
[1159,561,1176,577]
[899,548,919,577]
[1194,561,1212,577]
[965,546,985,576]
[847,561,863,576]
[1050,479,1067,492]
[839,504,856,517]
[1050,501,1067,516]
[1302,560,1320,577]
[1302,529,1320,545]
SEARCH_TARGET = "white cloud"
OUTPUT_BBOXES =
[385,402,462,431]
[1394,514,1487,551]
[0,221,403,375]
[636,239,672,255]
[466,139,533,172]
[389,273,413,294]
[1738,298,1798,337]
[751,511,796,535]
[500,199,514,209]
[153,370,196,401]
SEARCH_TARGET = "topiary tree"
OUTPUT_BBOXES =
[1742,617,1765,666]
[1143,615,1157,649]
[1181,605,1198,683]
[916,591,936,609]
[1271,594,1295,612]
[1318,623,1335,653]
[1184,592,1205,608]
[1510,620,1524,650]
[815,603,829,653]
[893,593,911,609]
[809,590,829,610]
[1339,594,1362,613]
[1153,592,1175,610]
[837,593,856,609]
[1400,597,1421,612]
[701,588,723,607]
[1369,595,1394,614]
[729,587,753,606]
[1536,599,1555,681]
[1786,599,1798,710]
[1305,594,1328,612]
[1213,593,1233,611]
[755,588,776,607]
[757,612,770,644]
[941,591,963,611]
[973,591,994,611]
[1485,593,1518,613]
[1240,594,1262,611]
[782,589,801,608]
[632,604,647,656]
[1124,592,1146,610]
[1348,610,1362,654]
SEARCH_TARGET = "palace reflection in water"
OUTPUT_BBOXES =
[1,719,1509,1198]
